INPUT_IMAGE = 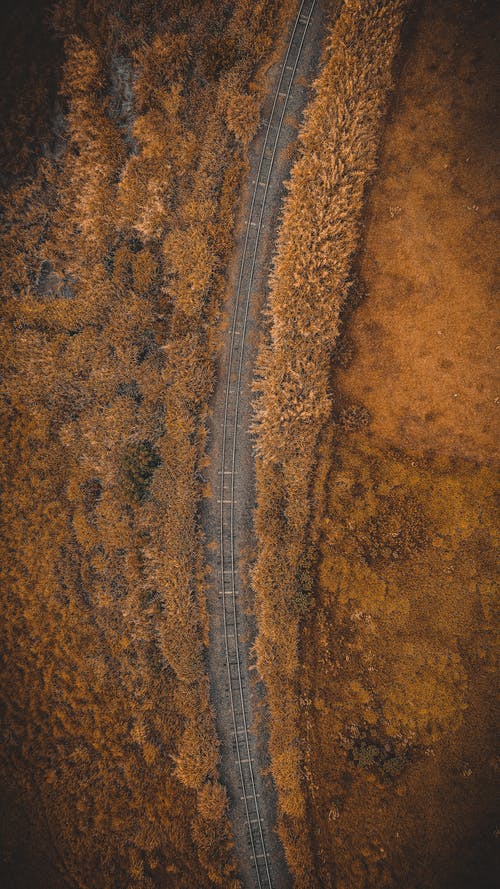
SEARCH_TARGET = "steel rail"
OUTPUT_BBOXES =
[218,1,317,885]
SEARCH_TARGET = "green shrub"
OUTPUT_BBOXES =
[122,440,161,503]
[349,734,411,779]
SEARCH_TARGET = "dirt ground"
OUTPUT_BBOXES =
[338,0,499,464]
[301,1,499,886]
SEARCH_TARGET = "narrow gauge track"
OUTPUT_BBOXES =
[215,1,318,886]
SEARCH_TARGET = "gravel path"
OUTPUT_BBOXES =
[202,2,328,886]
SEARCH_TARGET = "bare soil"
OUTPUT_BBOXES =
[338,0,499,463]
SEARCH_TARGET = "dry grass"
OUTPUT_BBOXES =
[302,1,499,884]
[252,1,411,883]
[303,435,498,888]
[0,1,295,885]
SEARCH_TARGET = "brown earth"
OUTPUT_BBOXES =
[338,0,499,463]
[301,1,499,887]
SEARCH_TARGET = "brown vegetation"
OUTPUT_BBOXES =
[305,440,498,888]
[0,1,296,885]
[304,2,499,884]
[252,2,411,883]
[253,0,499,885]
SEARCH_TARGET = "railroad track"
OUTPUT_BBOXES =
[216,1,318,886]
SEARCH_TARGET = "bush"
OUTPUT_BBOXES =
[348,733,412,779]
[122,440,161,503]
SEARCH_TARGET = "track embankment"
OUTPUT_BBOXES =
[202,1,327,886]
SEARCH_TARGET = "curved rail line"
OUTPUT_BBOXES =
[218,1,317,885]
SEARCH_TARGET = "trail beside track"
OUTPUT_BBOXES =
[202,2,326,886]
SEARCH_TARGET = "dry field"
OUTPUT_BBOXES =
[305,1,499,885]
[1,0,497,886]
[253,0,498,886]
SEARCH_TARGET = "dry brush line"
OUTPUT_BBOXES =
[252,1,412,883]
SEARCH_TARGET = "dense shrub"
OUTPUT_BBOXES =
[0,0,296,884]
